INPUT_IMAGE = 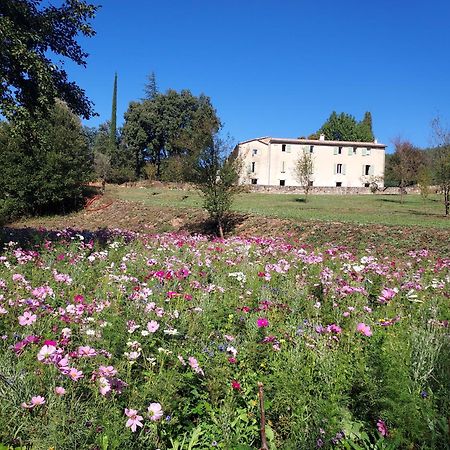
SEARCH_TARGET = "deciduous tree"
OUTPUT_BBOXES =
[294,151,314,201]
[191,136,242,239]
[391,138,424,203]
[0,0,98,122]
[431,117,450,215]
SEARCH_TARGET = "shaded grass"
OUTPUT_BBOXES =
[112,187,450,229]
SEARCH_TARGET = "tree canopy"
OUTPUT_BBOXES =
[122,88,221,178]
[0,0,98,121]
[310,111,375,142]
[0,101,92,222]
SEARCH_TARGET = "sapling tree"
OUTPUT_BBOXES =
[293,151,314,201]
[191,136,242,239]
[431,117,450,215]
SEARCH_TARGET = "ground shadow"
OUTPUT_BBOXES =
[376,198,405,204]
[295,198,307,203]
[0,226,137,252]
[181,212,248,237]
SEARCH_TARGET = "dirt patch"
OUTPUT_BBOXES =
[6,196,450,255]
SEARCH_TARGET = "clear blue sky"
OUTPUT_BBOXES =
[66,0,450,152]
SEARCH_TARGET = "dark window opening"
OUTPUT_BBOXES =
[282,144,286,152]
[308,181,313,186]
[279,180,285,186]
[336,182,342,187]
[338,147,342,154]
[251,162,256,173]
[310,145,314,153]
[251,178,257,185]
[365,165,371,175]
[364,183,370,188]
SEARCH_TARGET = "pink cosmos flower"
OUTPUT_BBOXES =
[98,365,117,377]
[77,346,96,357]
[125,408,143,432]
[21,395,46,409]
[67,367,83,381]
[18,311,37,326]
[188,356,204,375]
[257,317,269,328]
[377,419,388,437]
[148,402,164,421]
[357,323,372,337]
[55,386,66,396]
[37,344,57,362]
[147,320,160,333]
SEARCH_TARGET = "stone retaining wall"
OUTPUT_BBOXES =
[248,185,427,195]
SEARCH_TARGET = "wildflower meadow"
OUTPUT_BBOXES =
[0,229,448,449]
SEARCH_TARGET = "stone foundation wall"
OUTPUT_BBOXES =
[248,185,426,195]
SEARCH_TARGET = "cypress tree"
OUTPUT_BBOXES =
[110,72,118,148]
[144,72,158,100]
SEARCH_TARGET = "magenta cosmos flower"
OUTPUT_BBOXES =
[257,317,269,328]
[18,311,37,326]
[148,402,164,421]
[55,386,66,396]
[125,408,143,432]
[356,323,372,337]
[377,419,388,436]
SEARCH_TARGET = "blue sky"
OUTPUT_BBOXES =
[66,0,450,152]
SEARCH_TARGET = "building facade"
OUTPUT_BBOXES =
[233,135,386,188]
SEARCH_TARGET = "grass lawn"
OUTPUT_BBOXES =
[111,186,450,229]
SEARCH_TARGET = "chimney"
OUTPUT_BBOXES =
[319,133,325,141]
[374,138,378,144]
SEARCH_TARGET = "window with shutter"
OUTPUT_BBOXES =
[286,144,291,153]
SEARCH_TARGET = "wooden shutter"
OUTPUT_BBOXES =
[342,164,346,175]
[334,147,338,155]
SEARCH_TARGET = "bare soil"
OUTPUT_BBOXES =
[5,194,450,256]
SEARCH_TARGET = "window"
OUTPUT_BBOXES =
[282,144,286,152]
[310,145,314,154]
[333,146,343,155]
[252,148,258,156]
[362,148,371,156]
[353,147,357,155]
[251,162,256,173]
[364,183,370,188]
[348,147,357,156]
[251,178,257,185]
[338,147,342,154]
[282,144,291,153]
[364,164,371,176]
[279,180,285,186]
[308,181,313,186]
[336,182,342,187]
[281,161,286,173]
[336,163,343,174]
[366,148,371,155]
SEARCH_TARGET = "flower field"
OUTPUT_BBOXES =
[0,229,449,449]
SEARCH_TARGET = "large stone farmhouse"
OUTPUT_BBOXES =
[232,135,386,188]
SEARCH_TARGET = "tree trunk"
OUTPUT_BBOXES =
[218,219,224,240]
[258,382,269,450]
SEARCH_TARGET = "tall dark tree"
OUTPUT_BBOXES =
[0,0,98,122]
[311,111,375,142]
[358,111,375,142]
[110,72,118,148]
[144,72,158,100]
